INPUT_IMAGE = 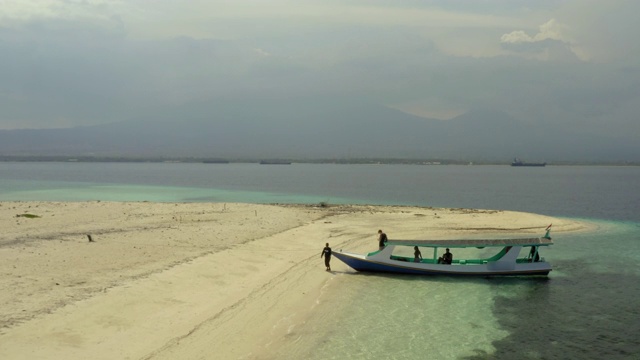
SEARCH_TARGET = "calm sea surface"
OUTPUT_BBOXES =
[1,162,638,221]
[1,162,639,359]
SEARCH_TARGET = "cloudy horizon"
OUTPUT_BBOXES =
[1,0,638,140]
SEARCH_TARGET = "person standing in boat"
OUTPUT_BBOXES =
[321,243,332,271]
[529,246,540,262]
[413,246,422,263]
[378,229,388,250]
[438,248,453,264]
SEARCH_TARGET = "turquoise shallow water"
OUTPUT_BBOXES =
[1,162,639,358]
[0,179,341,204]
[278,222,640,360]
[286,274,509,360]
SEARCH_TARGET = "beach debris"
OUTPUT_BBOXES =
[16,213,41,218]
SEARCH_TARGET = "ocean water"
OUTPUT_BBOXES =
[287,222,640,360]
[1,162,638,221]
[1,162,639,359]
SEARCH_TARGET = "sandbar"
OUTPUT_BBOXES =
[0,201,591,359]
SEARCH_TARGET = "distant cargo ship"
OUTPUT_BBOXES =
[259,160,292,165]
[511,158,546,167]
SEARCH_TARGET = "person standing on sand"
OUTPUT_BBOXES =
[378,229,388,250]
[321,243,332,271]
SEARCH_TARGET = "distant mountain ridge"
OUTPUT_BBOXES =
[0,98,637,162]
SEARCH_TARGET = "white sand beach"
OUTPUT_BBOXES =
[0,201,590,359]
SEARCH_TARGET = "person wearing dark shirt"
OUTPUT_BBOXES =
[438,248,453,264]
[529,246,540,262]
[321,243,332,271]
[414,246,422,263]
[378,229,388,250]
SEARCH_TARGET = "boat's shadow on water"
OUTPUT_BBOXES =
[336,265,639,359]
[461,258,640,360]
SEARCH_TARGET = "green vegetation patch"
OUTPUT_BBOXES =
[16,213,41,219]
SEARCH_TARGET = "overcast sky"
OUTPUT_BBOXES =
[1,0,638,135]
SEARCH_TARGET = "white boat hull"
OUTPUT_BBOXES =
[333,245,551,276]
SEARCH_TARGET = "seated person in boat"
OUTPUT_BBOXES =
[438,248,453,264]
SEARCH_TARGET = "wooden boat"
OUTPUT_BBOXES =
[333,228,553,276]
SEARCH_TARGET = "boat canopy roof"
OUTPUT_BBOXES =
[387,237,553,248]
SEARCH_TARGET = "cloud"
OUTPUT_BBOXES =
[553,0,640,63]
[0,0,637,139]
[499,19,581,61]
[0,0,121,24]
[501,19,570,44]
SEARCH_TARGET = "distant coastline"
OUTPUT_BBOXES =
[0,155,637,166]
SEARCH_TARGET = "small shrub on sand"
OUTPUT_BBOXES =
[16,213,41,219]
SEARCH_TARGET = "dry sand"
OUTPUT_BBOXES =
[0,201,591,359]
